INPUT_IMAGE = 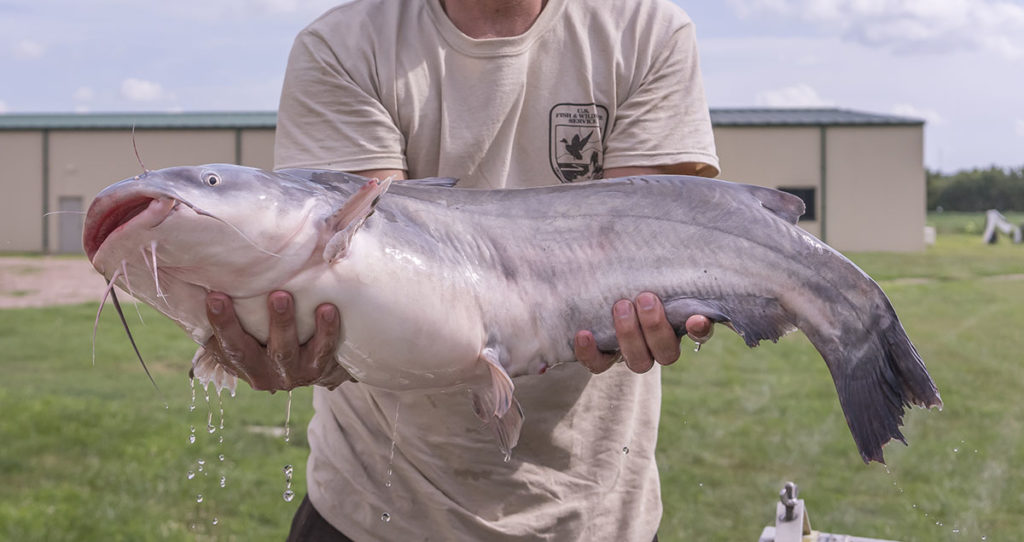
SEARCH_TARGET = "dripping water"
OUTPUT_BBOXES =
[385,402,401,488]
[284,390,293,443]
[283,464,295,502]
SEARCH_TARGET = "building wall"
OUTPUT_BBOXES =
[240,128,277,170]
[825,125,925,252]
[713,126,823,238]
[0,132,44,252]
[713,124,924,252]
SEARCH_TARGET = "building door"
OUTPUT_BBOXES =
[58,196,84,254]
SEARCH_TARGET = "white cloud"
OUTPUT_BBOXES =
[157,0,343,19]
[0,100,7,114]
[13,39,45,59]
[73,86,95,102]
[728,0,1024,58]
[891,104,944,125]
[120,78,166,102]
[755,84,834,107]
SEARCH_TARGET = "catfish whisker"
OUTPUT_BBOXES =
[120,260,145,325]
[178,201,282,258]
[42,211,87,217]
[93,266,124,366]
[149,240,170,305]
[131,123,150,175]
[110,289,163,398]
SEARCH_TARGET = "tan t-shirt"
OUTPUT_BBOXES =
[275,0,719,540]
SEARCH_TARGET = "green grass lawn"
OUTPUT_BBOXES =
[659,233,1024,541]
[2,231,1023,541]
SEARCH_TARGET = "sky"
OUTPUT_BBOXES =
[1,0,1022,173]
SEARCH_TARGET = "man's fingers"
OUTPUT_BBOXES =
[574,331,616,374]
[307,303,341,374]
[266,291,300,376]
[614,300,655,373]
[205,291,256,384]
[635,292,681,366]
[685,314,714,344]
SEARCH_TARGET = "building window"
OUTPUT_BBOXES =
[777,187,816,222]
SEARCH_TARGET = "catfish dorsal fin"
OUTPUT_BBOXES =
[323,176,393,263]
[745,184,805,224]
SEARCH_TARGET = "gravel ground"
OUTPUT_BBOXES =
[0,256,108,308]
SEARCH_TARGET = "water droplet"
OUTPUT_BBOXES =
[953,448,959,453]
[284,390,293,443]
[198,459,206,465]
[219,475,226,488]
[207,424,216,434]
[218,436,224,444]
[284,464,294,477]
[698,482,704,488]
[187,471,196,480]
[622,446,629,454]
[693,341,702,353]
[952,529,960,534]
[188,434,196,444]
[196,494,204,503]
[381,512,391,523]
[212,517,219,526]
[282,489,295,502]
[219,454,225,462]
[384,403,401,488]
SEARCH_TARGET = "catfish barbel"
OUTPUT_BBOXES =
[82,164,941,464]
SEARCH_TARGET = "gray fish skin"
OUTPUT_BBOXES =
[83,165,941,464]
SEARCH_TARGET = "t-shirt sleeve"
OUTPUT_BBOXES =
[603,20,720,176]
[274,29,407,172]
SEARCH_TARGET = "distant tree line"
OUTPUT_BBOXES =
[928,166,1024,211]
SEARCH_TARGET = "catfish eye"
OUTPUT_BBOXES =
[203,172,221,186]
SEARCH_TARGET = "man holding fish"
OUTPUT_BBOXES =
[204,0,719,540]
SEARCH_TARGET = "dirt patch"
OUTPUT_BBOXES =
[0,256,108,308]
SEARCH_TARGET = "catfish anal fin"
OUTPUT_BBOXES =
[471,346,524,461]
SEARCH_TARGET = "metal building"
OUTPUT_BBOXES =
[0,108,924,254]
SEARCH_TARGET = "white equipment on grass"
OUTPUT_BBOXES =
[981,209,1022,244]
[758,482,900,542]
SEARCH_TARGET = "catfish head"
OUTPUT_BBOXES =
[82,164,373,342]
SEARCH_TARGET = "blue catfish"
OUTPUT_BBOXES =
[83,165,941,463]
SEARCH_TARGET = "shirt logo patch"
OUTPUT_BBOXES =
[549,103,608,183]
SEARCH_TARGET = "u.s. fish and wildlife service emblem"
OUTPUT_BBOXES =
[549,103,608,183]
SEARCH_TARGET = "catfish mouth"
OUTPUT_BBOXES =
[84,195,176,261]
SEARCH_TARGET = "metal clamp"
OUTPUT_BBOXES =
[779,482,799,522]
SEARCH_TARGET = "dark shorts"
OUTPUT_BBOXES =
[286,493,659,542]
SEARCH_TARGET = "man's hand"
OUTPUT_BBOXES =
[574,292,713,374]
[204,290,348,391]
